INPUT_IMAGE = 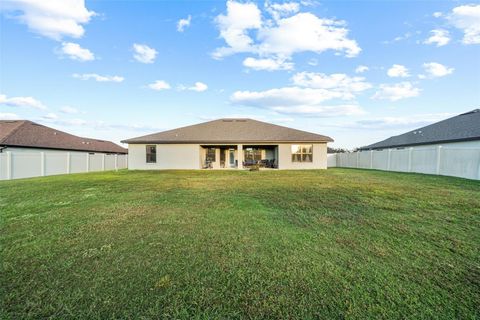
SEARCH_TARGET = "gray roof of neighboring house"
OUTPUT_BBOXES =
[360,109,480,150]
[0,120,127,153]
[122,118,333,144]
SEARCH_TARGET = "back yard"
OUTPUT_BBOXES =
[1,169,479,319]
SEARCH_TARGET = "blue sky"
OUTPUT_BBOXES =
[0,0,479,148]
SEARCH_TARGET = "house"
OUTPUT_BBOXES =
[359,109,480,151]
[0,120,127,180]
[122,118,333,170]
[0,120,127,154]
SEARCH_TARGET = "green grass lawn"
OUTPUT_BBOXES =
[1,169,479,319]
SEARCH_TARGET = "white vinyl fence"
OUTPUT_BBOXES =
[0,151,127,180]
[328,145,480,180]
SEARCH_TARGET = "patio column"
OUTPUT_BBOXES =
[237,144,243,169]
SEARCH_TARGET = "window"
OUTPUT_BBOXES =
[291,145,313,162]
[206,148,216,162]
[146,145,156,163]
[244,148,262,162]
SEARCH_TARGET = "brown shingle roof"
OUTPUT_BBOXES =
[122,118,333,144]
[0,120,127,154]
[359,109,480,150]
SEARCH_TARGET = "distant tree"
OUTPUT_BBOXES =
[327,147,349,154]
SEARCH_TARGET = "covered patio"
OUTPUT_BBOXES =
[200,145,278,169]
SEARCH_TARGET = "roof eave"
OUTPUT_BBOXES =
[0,143,127,154]
[122,139,334,144]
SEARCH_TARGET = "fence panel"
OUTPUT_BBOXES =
[328,145,480,180]
[71,154,88,173]
[372,150,388,170]
[0,151,127,180]
[411,147,437,174]
[358,151,371,168]
[440,148,480,180]
[105,155,116,170]
[89,154,103,172]
[327,154,337,167]
[390,149,409,172]
[0,153,7,180]
[118,155,127,168]
[12,153,42,179]
[45,153,68,176]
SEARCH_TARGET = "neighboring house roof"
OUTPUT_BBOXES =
[0,120,127,154]
[360,109,480,150]
[122,118,334,144]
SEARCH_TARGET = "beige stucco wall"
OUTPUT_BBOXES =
[277,143,327,169]
[127,142,328,170]
[128,144,200,169]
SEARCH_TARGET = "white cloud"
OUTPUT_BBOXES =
[449,4,480,44]
[189,82,208,92]
[0,112,20,120]
[231,87,365,117]
[0,94,47,110]
[383,32,413,44]
[132,43,158,63]
[213,1,360,64]
[421,62,454,78]
[291,72,372,99]
[307,58,318,66]
[355,65,369,73]
[213,0,262,57]
[424,29,450,47]
[0,0,95,40]
[268,104,365,117]
[232,87,343,106]
[387,64,409,78]
[372,82,420,101]
[178,82,209,92]
[60,106,79,114]
[433,12,443,18]
[148,80,171,91]
[256,13,361,58]
[72,73,124,82]
[230,70,371,116]
[350,113,454,130]
[177,15,191,32]
[42,112,58,120]
[60,42,95,61]
[243,57,294,71]
[265,2,300,20]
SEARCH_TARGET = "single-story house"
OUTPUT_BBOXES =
[0,120,127,154]
[0,120,127,180]
[122,118,333,170]
[359,109,480,151]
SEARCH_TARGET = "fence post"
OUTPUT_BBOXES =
[436,145,442,175]
[40,152,45,176]
[66,152,71,174]
[477,150,480,180]
[387,149,392,171]
[370,150,374,169]
[86,153,90,172]
[115,154,118,171]
[356,151,360,168]
[6,151,12,180]
[102,154,106,171]
[408,147,413,172]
